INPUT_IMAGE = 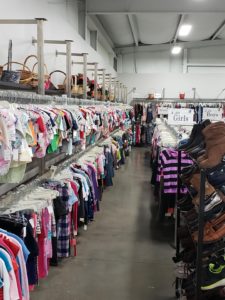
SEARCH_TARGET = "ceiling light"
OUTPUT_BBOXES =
[179,24,192,37]
[171,46,182,55]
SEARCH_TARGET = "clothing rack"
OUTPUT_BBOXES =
[0,93,131,198]
[0,127,120,212]
[0,90,126,106]
[132,98,225,104]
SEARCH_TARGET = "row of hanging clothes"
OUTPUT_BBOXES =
[150,119,193,220]
[0,128,133,299]
[132,102,155,146]
[0,101,132,185]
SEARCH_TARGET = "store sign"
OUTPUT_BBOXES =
[158,107,168,115]
[168,108,194,125]
[202,108,223,121]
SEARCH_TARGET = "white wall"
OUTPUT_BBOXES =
[119,44,225,101]
[0,0,116,85]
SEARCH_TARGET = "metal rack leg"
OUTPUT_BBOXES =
[195,170,206,300]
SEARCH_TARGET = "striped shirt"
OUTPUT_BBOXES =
[157,148,193,194]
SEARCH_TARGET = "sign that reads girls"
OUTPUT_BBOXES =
[202,108,223,121]
[168,108,195,125]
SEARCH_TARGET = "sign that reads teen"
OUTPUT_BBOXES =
[202,108,223,121]
[168,108,195,125]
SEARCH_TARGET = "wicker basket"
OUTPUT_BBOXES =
[20,55,37,82]
[28,62,49,87]
[1,62,30,83]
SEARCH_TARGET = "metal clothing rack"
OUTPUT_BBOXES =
[0,90,127,106]
[175,150,182,298]
[132,98,225,104]
[195,170,206,299]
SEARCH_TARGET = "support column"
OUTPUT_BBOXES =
[78,0,87,40]
[36,18,45,95]
[125,86,128,104]
[65,40,72,98]
[94,63,98,100]
[83,53,88,99]
[102,69,106,101]
[108,74,112,101]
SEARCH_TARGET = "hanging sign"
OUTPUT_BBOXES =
[168,108,195,125]
[158,107,168,115]
[202,108,223,121]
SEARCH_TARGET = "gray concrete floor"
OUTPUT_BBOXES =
[31,148,175,300]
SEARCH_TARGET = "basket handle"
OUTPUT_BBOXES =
[49,70,66,78]
[2,62,31,71]
[32,62,48,74]
[23,55,38,70]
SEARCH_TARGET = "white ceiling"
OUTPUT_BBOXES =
[87,1,225,53]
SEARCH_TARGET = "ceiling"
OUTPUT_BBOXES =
[86,0,225,54]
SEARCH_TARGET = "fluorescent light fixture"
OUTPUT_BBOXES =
[171,46,182,55]
[179,24,192,37]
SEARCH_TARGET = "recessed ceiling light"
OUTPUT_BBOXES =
[171,46,182,55]
[179,24,192,37]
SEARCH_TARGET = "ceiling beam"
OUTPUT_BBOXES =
[87,11,225,15]
[172,14,185,43]
[211,20,225,40]
[115,39,225,55]
[87,1,225,14]
[87,15,116,56]
[127,14,139,46]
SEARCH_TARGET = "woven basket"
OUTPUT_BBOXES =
[1,62,30,83]
[20,55,37,82]
[28,62,49,87]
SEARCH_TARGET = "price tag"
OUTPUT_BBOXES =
[203,108,223,121]
[158,107,168,115]
[3,149,11,161]
[13,149,19,161]
[168,108,195,125]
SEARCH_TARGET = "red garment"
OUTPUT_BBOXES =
[0,237,22,300]
[38,209,49,279]
[36,116,46,133]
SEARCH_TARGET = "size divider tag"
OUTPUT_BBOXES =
[168,108,195,125]
[202,108,223,121]
[158,107,168,115]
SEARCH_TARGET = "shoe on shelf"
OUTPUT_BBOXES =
[199,137,225,169]
[202,257,225,291]
[192,212,225,244]
[206,161,225,193]
[205,193,223,212]
[179,120,211,152]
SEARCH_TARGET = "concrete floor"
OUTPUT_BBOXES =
[31,148,175,300]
